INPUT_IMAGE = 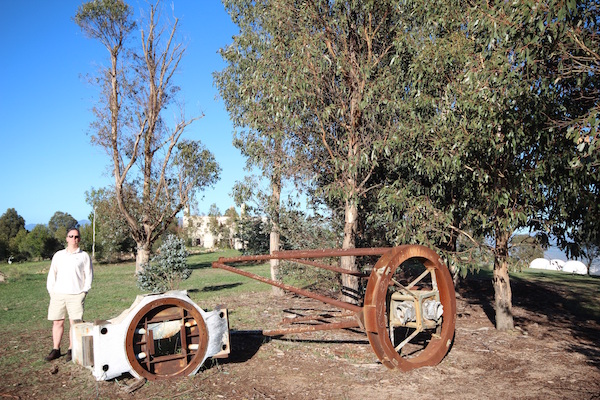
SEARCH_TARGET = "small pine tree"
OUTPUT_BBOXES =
[137,235,191,293]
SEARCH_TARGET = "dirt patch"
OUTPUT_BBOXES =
[1,278,599,399]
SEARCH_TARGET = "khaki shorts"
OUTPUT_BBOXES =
[48,292,86,321]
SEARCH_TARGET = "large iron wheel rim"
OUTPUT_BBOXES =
[125,297,209,380]
[363,245,456,371]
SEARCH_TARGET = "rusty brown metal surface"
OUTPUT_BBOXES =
[216,247,391,264]
[263,317,361,336]
[289,258,370,277]
[213,260,363,314]
[124,298,209,381]
[212,245,457,371]
[363,245,457,371]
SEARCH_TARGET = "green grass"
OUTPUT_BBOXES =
[0,249,272,334]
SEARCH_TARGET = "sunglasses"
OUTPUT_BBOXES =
[68,235,80,239]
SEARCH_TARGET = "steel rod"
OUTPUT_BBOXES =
[215,247,390,264]
[263,318,361,336]
[212,261,363,314]
[289,258,370,277]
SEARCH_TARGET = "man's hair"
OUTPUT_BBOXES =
[67,227,80,236]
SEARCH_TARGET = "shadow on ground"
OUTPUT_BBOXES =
[457,273,600,370]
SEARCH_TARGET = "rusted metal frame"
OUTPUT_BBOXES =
[274,247,391,258]
[363,245,457,371]
[263,317,361,336]
[215,247,391,264]
[213,261,363,314]
[213,248,388,315]
[288,258,370,277]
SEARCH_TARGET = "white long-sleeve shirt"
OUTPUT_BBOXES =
[46,248,93,295]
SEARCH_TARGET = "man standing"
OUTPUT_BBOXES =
[45,227,93,362]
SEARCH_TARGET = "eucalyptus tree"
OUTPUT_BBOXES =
[450,2,586,330]
[541,0,600,263]
[373,0,485,276]
[216,0,310,294]
[375,0,594,330]
[218,0,414,302]
[85,187,137,262]
[75,0,220,272]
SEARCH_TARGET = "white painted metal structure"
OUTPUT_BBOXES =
[71,291,229,381]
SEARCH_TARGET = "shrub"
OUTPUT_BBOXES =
[137,235,191,293]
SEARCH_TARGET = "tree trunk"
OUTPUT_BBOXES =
[493,229,514,330]
[269,174,284,296]
[341,200,358,304]
[135,243,151,274]
[270,231,284,296]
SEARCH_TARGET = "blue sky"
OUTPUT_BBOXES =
[0,1,246,226]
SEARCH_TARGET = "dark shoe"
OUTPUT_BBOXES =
[65,349,72,362]
[45,348,61,361]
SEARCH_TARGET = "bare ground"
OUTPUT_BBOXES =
[1,277,599,400]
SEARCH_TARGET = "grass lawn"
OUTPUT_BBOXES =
[0,249,272,334]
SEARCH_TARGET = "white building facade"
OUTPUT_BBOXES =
[182,215,244,250]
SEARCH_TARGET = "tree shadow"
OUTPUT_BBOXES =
[201,283,243,292]
[456,275,497,325]
[458,273,600,370]
[187,260,213,270]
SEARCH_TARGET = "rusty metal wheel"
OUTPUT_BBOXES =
[124,297,209,380]
[363,245,456,371]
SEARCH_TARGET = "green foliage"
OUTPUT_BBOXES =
[0,208,26,259]
[173,140,222,204]
[279,206,338,251]
[74,0,135,46]
[236,212,269,255]
[19,225,61,260]
[136,235,191,293]
[0,239,7,262]
[0,208,25,240]
[48,211,78,241]
[85,188,137,262]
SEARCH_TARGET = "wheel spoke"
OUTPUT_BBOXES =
[406,268,431,289]
[394,328,422,352]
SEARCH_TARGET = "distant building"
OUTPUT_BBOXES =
[182,215,243,250]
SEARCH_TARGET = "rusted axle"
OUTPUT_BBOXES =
[213,244,456,371]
